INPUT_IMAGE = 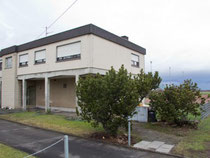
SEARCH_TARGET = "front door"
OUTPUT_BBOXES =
[27,86,36,106]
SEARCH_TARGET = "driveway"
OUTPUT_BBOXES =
[0,119,179,158]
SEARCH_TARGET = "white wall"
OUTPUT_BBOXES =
[91,35,145,74]
[16,34,145,76]
[1,34,145,109]
[17,35,92,76]
[2,53,19,108]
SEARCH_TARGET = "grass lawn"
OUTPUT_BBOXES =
[139,122,194,137]
[173,116,210,158]
[0,143,35,158]
[0,112,103,137]
[201,91,210,95]
[0,112,141,145]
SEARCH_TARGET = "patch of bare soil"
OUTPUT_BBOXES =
[90,132,138,145]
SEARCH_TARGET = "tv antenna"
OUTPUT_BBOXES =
[36,0,79,39]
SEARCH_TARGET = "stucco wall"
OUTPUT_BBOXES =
[36,78,76,108]
[1,53,18,108]
[17,35,92,76]
[50,78,76,108]
[91,35,145,74]
[16,34,145,76]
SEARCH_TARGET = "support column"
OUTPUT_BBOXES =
[45,76,50,112]
[75,75,80,112]
[22,79,27,111]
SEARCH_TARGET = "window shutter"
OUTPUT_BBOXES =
[131,54,139,62]
[20,54,28,63]
[57,42,80,58]
[35,50,45,60]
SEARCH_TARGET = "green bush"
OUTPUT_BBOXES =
[76,65,161,136]
[76,65,139,136]
[149,80,205,125]
[134,70,162,102]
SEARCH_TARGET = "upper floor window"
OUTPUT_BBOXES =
[19,54,28,67]
[5,57,12,69]
[35,49,46,64]
[0,59,2,71]
[131,53,139,67]
[56,42,81,62]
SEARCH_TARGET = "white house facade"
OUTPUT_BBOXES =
[0,24,146,112]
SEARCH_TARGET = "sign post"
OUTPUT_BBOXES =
[128,117,131,146]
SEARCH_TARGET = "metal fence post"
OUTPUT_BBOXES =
[64,135,69,158]
[128,117,131,146]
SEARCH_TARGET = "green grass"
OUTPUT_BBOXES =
[0,143,35,158]
[0,112,141,145]
[0,112,103,137]
[174,116,210,158]
[201,91,210,95]
[139,122,193,137]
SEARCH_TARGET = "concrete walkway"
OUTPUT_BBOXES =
[0,119,180,158]
[134,141,174,153]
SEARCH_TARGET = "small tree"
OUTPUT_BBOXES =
[76,65,139,136]
[149,80,205,125]
[134,70,162,102]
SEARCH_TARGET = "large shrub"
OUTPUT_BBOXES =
[149,80,205,125]
[76,65,139,136]
[134,70,162,102]
[76,65,162,136]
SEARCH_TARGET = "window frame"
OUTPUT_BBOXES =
[56,41,81,62]
[0,58,2,71]
[5,56,12,69]
[34,49,46,65]
[131,53,140,67]
[19,53,28,67]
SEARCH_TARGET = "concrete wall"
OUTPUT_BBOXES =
[17,35,92,76]
[1,53,19,108]
[36,78,76,108]
[50,78,76,108]
[16,34,144,77]
[91,35,145,74]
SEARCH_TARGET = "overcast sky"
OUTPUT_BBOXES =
[0,0,210,89]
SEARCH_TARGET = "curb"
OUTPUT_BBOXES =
[0,118,186,158]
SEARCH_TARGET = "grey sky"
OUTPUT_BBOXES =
[0,0,210,88]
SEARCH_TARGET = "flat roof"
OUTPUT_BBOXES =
[0,24,146,57]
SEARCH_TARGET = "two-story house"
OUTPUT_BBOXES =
[0,24,146,112]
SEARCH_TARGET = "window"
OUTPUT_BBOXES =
[5,57,12,69]
[56,42,81,62]
[131,53,139,67]
[0,59,2,71]
[35,50,46,64]
[19,54,28,67]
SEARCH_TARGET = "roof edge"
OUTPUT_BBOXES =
[0,24,146,57]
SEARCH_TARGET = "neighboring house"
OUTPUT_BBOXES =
[0,24,146,112]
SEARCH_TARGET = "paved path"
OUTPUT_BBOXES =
[133,122,181,145]
[0,119,179,158]
[134,141,174,153]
